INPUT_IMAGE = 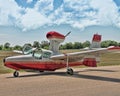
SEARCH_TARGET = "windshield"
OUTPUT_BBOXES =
[22,45,33,54]
[33,49,52,59]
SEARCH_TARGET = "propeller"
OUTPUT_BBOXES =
[65,31,71,37]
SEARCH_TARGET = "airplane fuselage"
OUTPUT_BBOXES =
[4,55,83,71]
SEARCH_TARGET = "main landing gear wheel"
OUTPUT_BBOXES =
[67,68,74,75]
[13,71,19,77]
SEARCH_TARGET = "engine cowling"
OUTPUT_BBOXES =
[46,31,65,41]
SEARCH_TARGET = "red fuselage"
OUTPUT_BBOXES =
[4,55,84,71]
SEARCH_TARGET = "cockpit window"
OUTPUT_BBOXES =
[42,52,51,58]
[33,49,42,59]
[23,45,33,54]
[22,44,53,59]
[33,49,52,59]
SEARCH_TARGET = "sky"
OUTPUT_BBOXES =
[0,0,120,46]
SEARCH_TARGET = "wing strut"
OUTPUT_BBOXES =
[65,54,74,75]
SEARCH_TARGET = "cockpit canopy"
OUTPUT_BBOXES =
[33,48,53,59]
[22,44,53,59]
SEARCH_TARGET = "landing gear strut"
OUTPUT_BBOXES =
[65,54,74,75]
[13,71,19,77]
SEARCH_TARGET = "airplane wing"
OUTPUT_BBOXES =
[50,48,108,60]
[13,45,37,55]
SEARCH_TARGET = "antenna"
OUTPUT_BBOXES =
[65,31,71,37]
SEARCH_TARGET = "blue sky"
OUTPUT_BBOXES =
[0,0,120,46]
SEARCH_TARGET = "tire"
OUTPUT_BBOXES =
[67,68,73,75]
[13,71,19,77]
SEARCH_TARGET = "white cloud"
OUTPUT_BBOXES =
[57,0,120,29]
[20,8,50,31]
[90,0,119,26]
[0,0,120,31]
[0,0,22,26]
[50,0,98,29]
[35,0,54,15]
[26,0,33,4]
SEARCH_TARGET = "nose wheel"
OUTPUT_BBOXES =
[13,71,19,77]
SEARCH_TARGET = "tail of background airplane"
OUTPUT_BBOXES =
[90,33,102,49]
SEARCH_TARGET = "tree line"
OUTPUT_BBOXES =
[0,40,120,51]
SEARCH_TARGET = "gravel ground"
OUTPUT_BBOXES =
[0,65,120,96]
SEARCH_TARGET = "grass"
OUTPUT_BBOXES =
[0,51,20,74]
[98,52,120,66]
[0,50,120,74]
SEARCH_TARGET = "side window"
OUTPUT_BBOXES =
[33,49,42,59]
[42,52,51,58]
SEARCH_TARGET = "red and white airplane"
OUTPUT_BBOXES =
[3,31,117,77]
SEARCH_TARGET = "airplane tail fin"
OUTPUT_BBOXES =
[90,33,102,49]
[82,34,102,67]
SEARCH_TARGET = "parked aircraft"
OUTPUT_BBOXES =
[3,31,116,77]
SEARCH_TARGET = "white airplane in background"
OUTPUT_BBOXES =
[3,31,118,77]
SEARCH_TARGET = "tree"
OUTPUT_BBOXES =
[73,42,83,49]
[4,42,10,49]
[41,41,49,49]
[13,45,22,50]
[0,45,3,50]
[109,40,118,46]
[101,40,118,48]
[64,42,73,49]
[60,44,66,49]
[82,41,90,48]
[33,41,40,48]
[118,42,120,47]
[101,41,108,48]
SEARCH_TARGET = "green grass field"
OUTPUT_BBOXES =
[0,51,20,74]
[0,50,120,74]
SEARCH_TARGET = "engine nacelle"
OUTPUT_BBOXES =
[46,31,65,41]
[46,31,65,55]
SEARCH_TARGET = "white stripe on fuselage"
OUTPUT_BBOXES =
[6,55,36,61]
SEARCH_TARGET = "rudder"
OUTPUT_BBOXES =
[90,33,102,49]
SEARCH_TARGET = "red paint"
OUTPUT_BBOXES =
[5,61,83,71]
[108,46,120,50]
[46,31,65,39]
[92,34,101,42]
[83,58,97,67]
